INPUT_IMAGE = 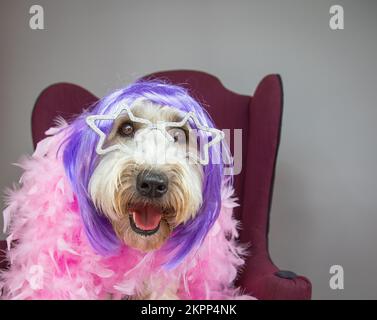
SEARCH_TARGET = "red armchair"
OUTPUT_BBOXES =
[0,70,311,299]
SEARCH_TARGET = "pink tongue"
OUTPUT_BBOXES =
[132,205,162,231]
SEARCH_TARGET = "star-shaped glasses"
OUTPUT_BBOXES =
[85,100,225,165]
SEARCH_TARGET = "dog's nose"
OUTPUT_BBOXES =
[136,171,168,198]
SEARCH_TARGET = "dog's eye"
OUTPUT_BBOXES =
[168,128,187,144]
[118,122,134,137]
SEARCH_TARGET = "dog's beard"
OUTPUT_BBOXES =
[89,158,203,252]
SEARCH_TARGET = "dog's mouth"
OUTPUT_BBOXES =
[128,204,164,236]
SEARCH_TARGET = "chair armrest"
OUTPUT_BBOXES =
[238,239,312,300]
[247,262,312,300]
[255,272,312,300]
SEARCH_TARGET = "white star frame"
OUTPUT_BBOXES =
[85,99,225,165]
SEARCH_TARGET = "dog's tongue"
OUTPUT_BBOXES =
[132,205,162,231]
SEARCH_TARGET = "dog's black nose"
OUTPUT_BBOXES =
[136,171,168,198]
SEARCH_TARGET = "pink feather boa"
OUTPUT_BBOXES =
[0,124,253,300]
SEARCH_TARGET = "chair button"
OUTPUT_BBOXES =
[275,270,297,279]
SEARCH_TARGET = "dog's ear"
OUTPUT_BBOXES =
[32,83,98,149]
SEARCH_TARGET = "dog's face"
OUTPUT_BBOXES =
[88,101,203,252]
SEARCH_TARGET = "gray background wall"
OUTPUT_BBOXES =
[1,0,376,299]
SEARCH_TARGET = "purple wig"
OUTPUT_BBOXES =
[62,80,232,268]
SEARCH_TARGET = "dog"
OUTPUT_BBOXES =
[0,81,250,299]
